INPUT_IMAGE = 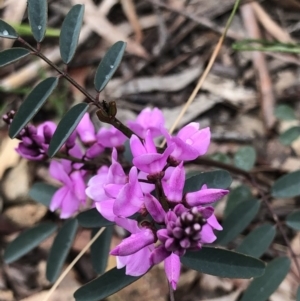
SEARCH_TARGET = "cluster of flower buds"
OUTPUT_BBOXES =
[4,107,229,289]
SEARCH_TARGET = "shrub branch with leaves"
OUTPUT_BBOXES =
[1,0,300,301]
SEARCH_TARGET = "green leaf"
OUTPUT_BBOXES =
[224,185,252,218]
[286,210,300,230]
[217,199,260,245]
[77,208,114,228]
[234,146,256,171]
[48,103,89,157]
[184,170,232,193]
[181,247,265,279]
[236,224,276,258]
[279,126,300,146]
[59,4,84,64]
[275,104,296,121]
[9,77,59,138]
[271,170,300,198]
[123,139,133,163]
[210,153,231,164]
[297,286,300,301]
[94,41,126,92]
[29,182,57,207]
[4,223,57,264]
[27,0,47,42]
[0,48,30,67]
[240,257,291,301]
[0,19,18,39]
[91,226,113,274]
[46,219,78,282]
[74,267,140,301]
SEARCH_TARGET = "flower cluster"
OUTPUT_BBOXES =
[4,107,229,289]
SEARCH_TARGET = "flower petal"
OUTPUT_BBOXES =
[144,194,165,223]
[164,253,181,290]
[186,188,229,206]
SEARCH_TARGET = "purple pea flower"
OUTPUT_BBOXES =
[163,122,211,161]
[130,130,174,175]
[49,160,86,218]
[76,113,97,144]
[97,126,127,148]
[127,107,165,138]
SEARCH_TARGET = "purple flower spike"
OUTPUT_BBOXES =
[76,113,96,144]
[164,253,181,290]
[186,185,229,207]
[110,229,156,256]
[127,107,165,138]
[164,122,211,161]
[97,126,127,148]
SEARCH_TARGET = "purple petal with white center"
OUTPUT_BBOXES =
[164,253,181,290]
[110,229,155,256]
[186,188,229,206]
[200,224,217,243]
[144,194,165,223]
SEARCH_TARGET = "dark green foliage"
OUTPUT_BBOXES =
[224,185,252,218]
[48,103,89,157]
[4,223,57,263]
[0,19,18,39]
[271,170,300,198]
[275,104,296,121]
[234,146,256,171]
[74,267,140,301]
[0,48,30,67]
[286,210,300,230]
[91,226,113,274]
[77,208,114,228]
[29,182,57,207]
[181,247,265,279]
[217,199,260,245]
[9,77,59,138]
[236,224,276,258]
[279,126,300,146]
[240,257,291,301]
[184,170,232,193]
[27,0,48,42]
[46,219,78,282]
[94,41,126,92]
[59,4,84,64]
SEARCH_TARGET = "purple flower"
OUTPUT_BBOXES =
[130,130,174,175]
[127,107,165,138]
[163,122,211,161]
[49,160,86,218]
[76,113,96,144]
[111,217,155,276]
[97,126,127,148]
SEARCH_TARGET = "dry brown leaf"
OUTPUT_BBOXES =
[0,137,20,179]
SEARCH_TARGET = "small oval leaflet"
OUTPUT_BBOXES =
[4,223,57,264]
[46,219,78,282]
[271,170,300,198]
[27,0,48,42]
[0,19,18,39]
[181,247,265,279]
[74,267,140,301]
[217,199,260,245]
[240,257,291,301]
[59,4,84,64]
[286,210,300,231]
[9,77,59,139]
[94,41,126,92]
[77,208,114,228]
[48,103,89,157]
[279,126,300,146]
[0,48,30,67]
[275,104,296,121]
[29,182,57,207]
[91,226,113,274]
[234,146,256,171]
[236,223,276,258]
